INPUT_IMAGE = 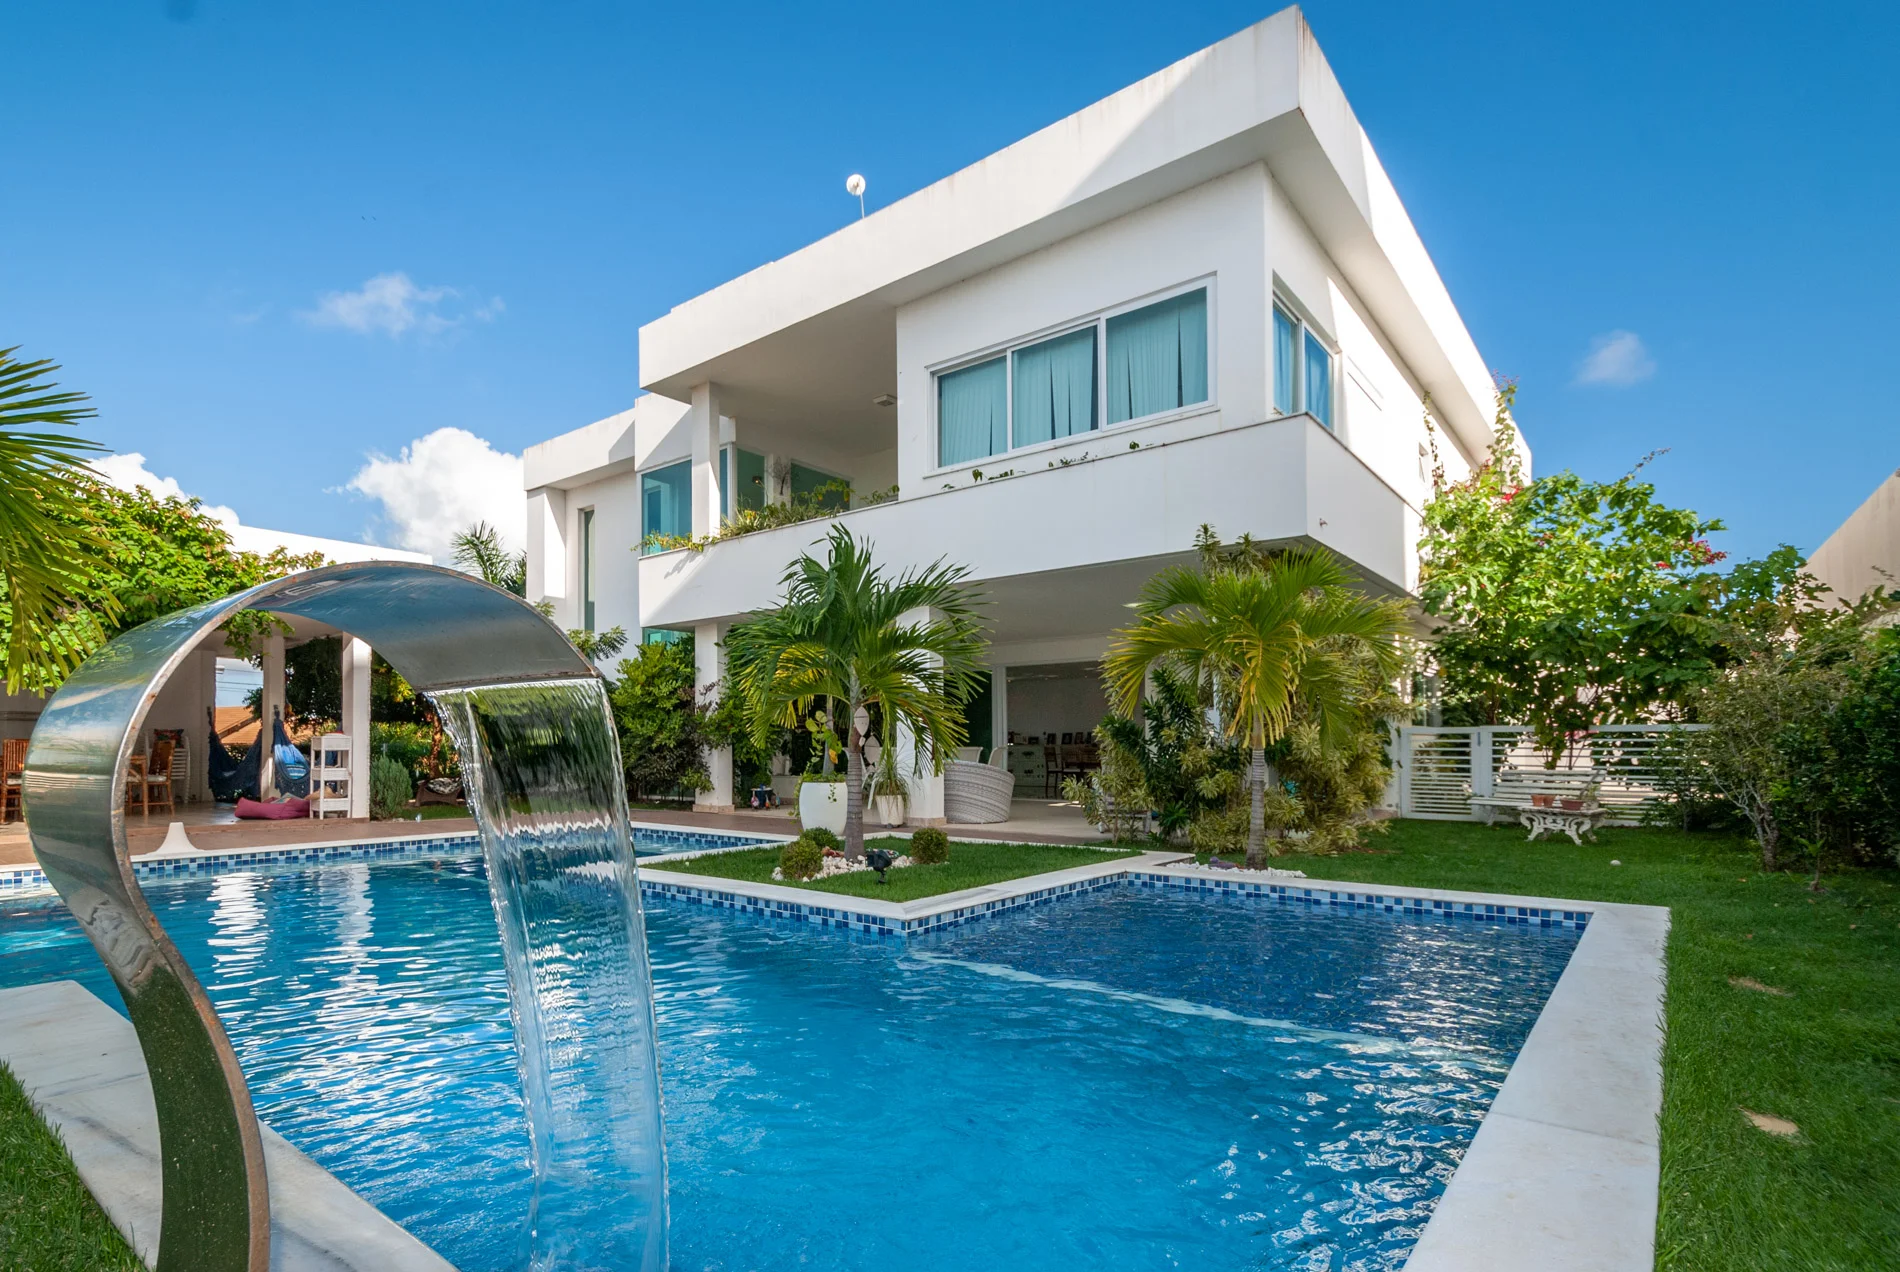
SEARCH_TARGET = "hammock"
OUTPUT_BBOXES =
[271,713,309,798]
[207,722,256,803]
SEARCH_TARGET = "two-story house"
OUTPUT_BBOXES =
[523,6,1521,817]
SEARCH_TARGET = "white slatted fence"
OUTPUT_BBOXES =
[1392,724,1704,823]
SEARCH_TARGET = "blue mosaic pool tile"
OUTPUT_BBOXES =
[1127,871,1590,931]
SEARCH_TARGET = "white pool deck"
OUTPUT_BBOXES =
[0,979,456,1272]
[5,834,1666,1271]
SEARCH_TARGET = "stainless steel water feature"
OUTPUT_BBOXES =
[23,562,669,1272]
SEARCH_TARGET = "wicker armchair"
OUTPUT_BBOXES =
[943,749,1015,824]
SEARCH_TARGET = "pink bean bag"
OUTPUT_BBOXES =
[234,796,309,820]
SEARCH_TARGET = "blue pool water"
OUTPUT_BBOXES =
[0,855,1579,1271]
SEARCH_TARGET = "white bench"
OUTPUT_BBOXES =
[1470,768,1608,845]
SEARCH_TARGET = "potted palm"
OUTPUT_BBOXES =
[797,772,848,835]
[865,756,910,828]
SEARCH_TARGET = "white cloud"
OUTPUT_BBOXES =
[304,272,502,338]
[1573,330,1657,387]
[345,427,524,563]
[90,452,242,526]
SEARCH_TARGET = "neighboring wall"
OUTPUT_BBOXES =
[1809,469,1900,606]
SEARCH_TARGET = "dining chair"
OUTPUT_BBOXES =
[144,739,177,816]
[1,738,27,823]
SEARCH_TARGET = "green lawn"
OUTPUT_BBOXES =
[652,836,1133,902]
[1277,819,1900,1272]
[0,1063,142,1272]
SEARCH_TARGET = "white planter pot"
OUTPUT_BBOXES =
[798,781,848,835]
[873,794,906,828]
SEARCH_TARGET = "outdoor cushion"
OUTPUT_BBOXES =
[234,796,309,820]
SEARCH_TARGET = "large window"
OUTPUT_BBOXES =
[935,284,1210,468]
[1273,301,1334,430]
[641,460,691,554]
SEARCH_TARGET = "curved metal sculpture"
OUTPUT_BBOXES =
[24,562,661,1272]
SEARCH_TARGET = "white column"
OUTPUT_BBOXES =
[763,454,789,507]
[259,631,286,797]
[341,636,372,818]
[690,383,724,537]
[694,621,733,812]
[990,665,1008,756]
[898,606,947,826]
[525,487,569,618]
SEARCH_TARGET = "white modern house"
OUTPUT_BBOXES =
[523,7,1522,817]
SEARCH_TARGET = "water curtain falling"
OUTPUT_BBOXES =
[434,678,668,1272]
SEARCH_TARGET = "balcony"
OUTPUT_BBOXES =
[637,415,1414,646]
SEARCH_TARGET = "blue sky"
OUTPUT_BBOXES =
[2,1,1894,562]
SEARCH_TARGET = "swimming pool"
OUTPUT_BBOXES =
[0,855,1579,1270]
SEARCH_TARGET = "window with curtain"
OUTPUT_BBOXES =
[1273,305,1298,416]
[1304,330,1333,429]
[1106,288,1208,425]
[1012,327,1097,446]
[640,460,691,554]
[938,356,1007,466]
[1272,297,1336,431]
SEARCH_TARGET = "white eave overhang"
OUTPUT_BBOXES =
[639,5,1507,463]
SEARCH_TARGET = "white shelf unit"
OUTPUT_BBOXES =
[309,733,354,819]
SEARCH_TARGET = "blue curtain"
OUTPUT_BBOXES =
[641,460,691,552]
[1012,327,1096,446]
[938,357,1007,466]
[1106,289,1209,424]
[1273,306,1298,415]
[1304,329,1333,429]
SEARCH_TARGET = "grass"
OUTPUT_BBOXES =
[1260,818,1900,1272]
[653,836,1133,902]
[0,1063,142,1272]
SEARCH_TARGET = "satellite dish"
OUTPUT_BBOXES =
[846,173,867,218]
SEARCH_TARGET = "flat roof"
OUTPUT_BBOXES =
[638,5,1508,461]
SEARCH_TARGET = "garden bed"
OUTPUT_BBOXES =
[652,837,1133,903]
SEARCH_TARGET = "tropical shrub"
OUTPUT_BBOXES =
[779,835,825,881]
[1105,531,1404,868]
[1683,593,1900,873]
[725,525,985,860]
[368,752,414,819]
[609,639,712,801]
[909,827,950,865]
[801,826,841,852]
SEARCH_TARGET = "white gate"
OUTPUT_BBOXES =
[1392,724,1703,823]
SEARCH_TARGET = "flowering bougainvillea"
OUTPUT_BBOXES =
[1417,379,1814,761]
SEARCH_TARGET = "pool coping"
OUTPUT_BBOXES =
[0,979,457,1271]
[644,857,1666,1271]
[0,819,793,897]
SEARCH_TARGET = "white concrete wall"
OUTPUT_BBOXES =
[641,415,1409,631]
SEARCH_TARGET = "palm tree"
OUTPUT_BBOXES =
[725,525,985,860]
[0,348,114,691]
[1104,546,1405,868]
[451,521,526,595]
